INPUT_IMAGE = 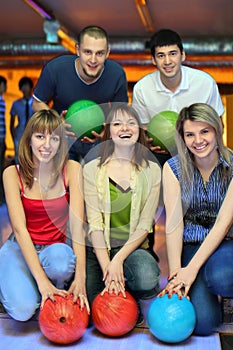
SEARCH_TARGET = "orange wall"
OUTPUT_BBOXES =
[1,64,232,158]
[1,68,42,156]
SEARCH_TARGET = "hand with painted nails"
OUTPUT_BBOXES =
[68,279,90,314]
[39,278,68,310]
[102,258,126,297]
[159,265,199,299]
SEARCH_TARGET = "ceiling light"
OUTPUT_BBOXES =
[135,0,154,32]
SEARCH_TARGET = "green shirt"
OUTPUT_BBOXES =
[83,157,161,251]
[109,178,131,245]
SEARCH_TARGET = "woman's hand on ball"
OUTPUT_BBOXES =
[158,266,198,299]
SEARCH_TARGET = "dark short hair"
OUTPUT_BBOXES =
[19,77,33,90]
[0,75,7,85]
[77,25,109,47]
[150,29,183,57]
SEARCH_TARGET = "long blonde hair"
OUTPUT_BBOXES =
[18,109,68,188]
[175,103,232,185]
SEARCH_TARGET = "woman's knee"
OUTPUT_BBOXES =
[0,241,40,321]
[189,276,222,335]
[1,284,40,322]
[204,241,233,297]
[39,243,76,284]
[193,305,221,336]
[124,249,160,291]
[6,298,39,322]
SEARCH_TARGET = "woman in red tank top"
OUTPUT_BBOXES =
[0,109,90,321]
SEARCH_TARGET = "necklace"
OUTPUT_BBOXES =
[33,173,55,193]
[33,177,49,192]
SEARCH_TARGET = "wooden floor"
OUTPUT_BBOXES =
[0,203,231,349]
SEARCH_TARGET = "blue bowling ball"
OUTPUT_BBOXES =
[148,294,196,343]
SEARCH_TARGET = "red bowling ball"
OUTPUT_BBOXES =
[92,291,138,337]
[39,294,89,344]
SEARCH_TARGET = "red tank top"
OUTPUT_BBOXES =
[16,166,69,245]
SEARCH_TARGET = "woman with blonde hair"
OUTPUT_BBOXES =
[161,103,233,335]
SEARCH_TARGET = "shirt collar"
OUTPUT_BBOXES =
[155,66,188,93]
[218,153,232,168]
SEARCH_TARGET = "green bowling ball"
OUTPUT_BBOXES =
[147,110,178,154]
[65,99,105,139]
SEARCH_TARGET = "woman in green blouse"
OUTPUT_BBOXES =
[83,103,161,325]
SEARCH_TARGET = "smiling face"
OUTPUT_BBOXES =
[110,111,140,147]
[30,131,60,165]
[76,33,110,83]
[152,44,185,88]
[183,120,217,161]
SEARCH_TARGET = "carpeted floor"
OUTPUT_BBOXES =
[220,334,233,350]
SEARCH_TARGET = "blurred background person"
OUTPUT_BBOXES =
[10,77,34,163]
[0,75,7,205]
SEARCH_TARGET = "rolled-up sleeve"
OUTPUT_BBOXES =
[83,161,104,235]
[132,162,161,233]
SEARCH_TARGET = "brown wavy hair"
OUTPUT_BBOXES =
[18,109,68,188]
[98,103,149,169]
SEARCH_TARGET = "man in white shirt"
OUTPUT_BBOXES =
[132,29,224,260]
[132,29,224,166]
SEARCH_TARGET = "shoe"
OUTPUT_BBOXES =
[0,302,6,313]
[0,197,5,206]
[135,300,144,327]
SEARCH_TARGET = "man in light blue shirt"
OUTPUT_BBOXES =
[10,77,34,162]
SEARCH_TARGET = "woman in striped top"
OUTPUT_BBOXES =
[161,102,233,335]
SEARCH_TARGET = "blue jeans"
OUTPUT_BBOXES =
[13,137,20,163]
[86,246,160,305]
[182,240,233,335]
[0,138,6,202]
[0,239,76,321]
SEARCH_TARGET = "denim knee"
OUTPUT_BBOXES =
[189,277,222,335]
[86,247,105,305]
[194,307,221,336]
[204,240,233,297]
[0,240,41,320]
[124,249,160,292]
[182,245,222,335]
[6,297,39,322]
[39,243,76,289]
